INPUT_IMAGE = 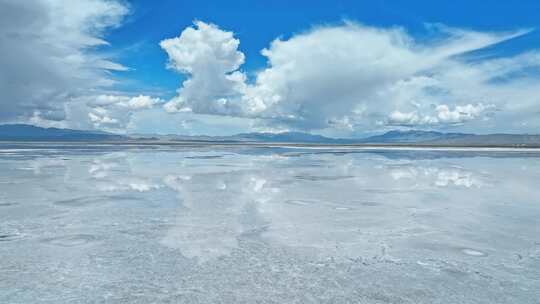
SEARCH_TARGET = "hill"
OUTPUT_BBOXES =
[0,124,126,141]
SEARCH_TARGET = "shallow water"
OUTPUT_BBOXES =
[0,144,539,303]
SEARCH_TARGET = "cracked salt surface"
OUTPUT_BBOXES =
[0,145,539,303]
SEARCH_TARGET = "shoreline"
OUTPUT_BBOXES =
[1,140,540,151]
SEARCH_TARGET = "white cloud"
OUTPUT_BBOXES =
[160,21,247,115]
[161,21,538,134]
[0,1,166,134]
[0,0,129,124]
[81,94,163,130]
[126,95,161,110]
[88,94,162,110]
[388,110,438,126]
[388,103,495,126]
[89,109,119,125]
[435,103,494,124]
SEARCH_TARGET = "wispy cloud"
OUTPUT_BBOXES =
[0,0,130,126]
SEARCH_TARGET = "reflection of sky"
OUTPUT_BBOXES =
[386,164,489,188]
[1,147,539,302]
[1,150,538,255]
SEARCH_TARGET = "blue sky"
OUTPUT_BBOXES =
[1,0,540,136]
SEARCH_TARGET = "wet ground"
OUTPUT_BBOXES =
[0,144,539,303]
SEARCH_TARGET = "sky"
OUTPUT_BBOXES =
[1,0,540,137]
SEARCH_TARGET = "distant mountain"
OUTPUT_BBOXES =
[1,124,539,147]
[130,130,540,146]
[426,133,540,147]
[140,131,349,143]
[359,130,540,147]
[358,130,468,143]
[231,132,348,143]
[0,124,126,141]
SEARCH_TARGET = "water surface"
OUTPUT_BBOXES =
[0,144,539,303]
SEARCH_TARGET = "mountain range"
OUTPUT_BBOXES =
[0,124,125,141]
[1,124,540,147]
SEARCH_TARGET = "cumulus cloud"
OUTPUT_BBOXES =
[161,21,538,134]
[89,108,119,126]
[435,103,494,124]
[126,95,161,110]
[160,21,247,115]
[388,110,437,126]
[388,103,495,126]
[79,94,163,131]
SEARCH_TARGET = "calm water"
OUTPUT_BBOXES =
[0,144,539,303]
